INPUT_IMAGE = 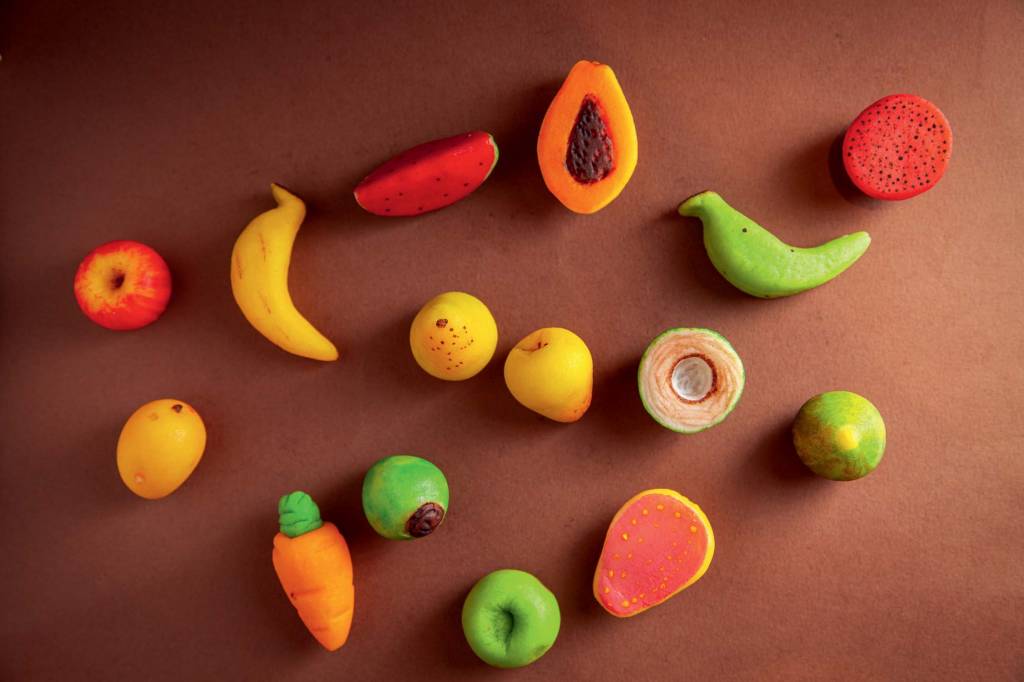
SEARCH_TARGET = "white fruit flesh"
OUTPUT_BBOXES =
[639,329,743,433]
[671,356,714,401]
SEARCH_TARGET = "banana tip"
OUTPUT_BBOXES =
[678,190,715,217]
[270,183,299,205]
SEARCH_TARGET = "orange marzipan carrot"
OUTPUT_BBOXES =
[272,492,354,651]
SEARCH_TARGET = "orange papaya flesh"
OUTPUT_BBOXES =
[537,60,637,214]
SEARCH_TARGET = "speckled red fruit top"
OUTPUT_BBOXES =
[843,94,952,201]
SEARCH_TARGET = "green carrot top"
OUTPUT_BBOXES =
[278,490,324,537]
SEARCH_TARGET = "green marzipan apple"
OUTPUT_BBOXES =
[461,569,561,668]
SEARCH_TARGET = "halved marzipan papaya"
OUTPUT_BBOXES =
[537,60,638,214]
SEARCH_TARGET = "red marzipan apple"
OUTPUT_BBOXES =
[73,240,172,330]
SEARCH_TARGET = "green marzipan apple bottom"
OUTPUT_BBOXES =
[461,569,560,668]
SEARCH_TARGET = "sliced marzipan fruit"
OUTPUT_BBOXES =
[593,489,714,617]
[537,60,637,214]
[843,94,951,201]
[354,131,498,216]
[638,328,744,433]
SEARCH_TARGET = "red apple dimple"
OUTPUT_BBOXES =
[74,240,172,331]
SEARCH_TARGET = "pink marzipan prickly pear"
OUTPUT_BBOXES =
[354,131,499,216]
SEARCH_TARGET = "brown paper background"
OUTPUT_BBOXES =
[2,1,1022,679]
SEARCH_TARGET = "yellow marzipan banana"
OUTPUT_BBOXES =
[230,184,338,361]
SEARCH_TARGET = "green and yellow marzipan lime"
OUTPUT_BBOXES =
[792,390,886,480]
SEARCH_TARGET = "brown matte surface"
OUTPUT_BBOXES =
[2,1,1022,680]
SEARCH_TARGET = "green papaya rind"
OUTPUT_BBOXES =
[678,191,871,298]
[638,327,745,434]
